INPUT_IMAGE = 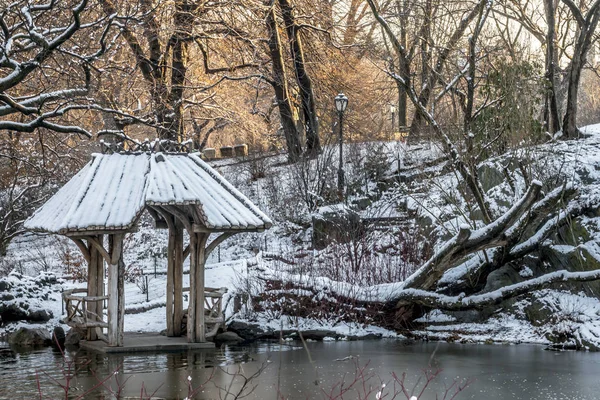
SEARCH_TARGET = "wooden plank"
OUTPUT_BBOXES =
[66,228,135,237]
[192,224,265,233]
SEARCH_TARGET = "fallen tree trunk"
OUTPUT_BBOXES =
[401,181,543,293]
[385,182,592,328]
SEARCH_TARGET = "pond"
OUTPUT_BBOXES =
[1,340,600,399]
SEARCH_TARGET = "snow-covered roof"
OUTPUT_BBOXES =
[25,153,272,235]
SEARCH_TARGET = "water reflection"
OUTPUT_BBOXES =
[2,341,600,399]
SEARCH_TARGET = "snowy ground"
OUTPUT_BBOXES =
[5,130,600,348]
[0,241,399,340]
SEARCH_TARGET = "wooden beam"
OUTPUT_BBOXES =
[183,244,190,261]
[187,234,197,342]
[192,223,265,233]
[70,238,91,264]
[154,220,169,230]
[164,205,193,235]
[82,235,111,265]
[194,234,209,342]
[206,232,235,257]
[65,228,136,237]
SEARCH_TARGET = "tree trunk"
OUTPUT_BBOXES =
[169,0,195,142]
[562,1,600,139]
[544,0,561,134]
[265,1,302,162]
[408,0,486,136]
[278,0,321,156]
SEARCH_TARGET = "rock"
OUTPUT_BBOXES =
[540,245,600,295]
[234,144,248,157]
[203,148,217,159]
[477,163,507,192]
[0,346,16,360]
[65,328,86,347]
[483,264,523,293]
[312,206,362,250]
[524,297,554,327]
[220,146,234,158]
[28,309,52,322]
[8,327,51,347]
[300,330,339,341]
[227,321,273,341]
[0,303,28,322]
[52,326,66,349]
[214,331,244,344]
[0,280,12,291]
[345,333,382,341]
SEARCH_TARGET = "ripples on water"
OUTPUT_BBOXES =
[2,341,600,399]
[0,342,301,399]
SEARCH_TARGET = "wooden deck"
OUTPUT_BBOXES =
[79,333,215,353]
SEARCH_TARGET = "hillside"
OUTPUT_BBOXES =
[4,126,600,349]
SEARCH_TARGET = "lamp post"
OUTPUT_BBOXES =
[335,92,348,200]
[390,104,396,139]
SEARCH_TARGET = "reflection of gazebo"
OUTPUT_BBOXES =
[25,152,271,347]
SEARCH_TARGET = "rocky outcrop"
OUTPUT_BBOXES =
[227,321,275,341]
[8,327,51,347]
[0,272,57,323]
[65,327,86,347]
[214,331,244,345]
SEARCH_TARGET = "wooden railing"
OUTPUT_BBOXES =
[62,288,109,341]
[183,286,228,338]
[63,286,227,341]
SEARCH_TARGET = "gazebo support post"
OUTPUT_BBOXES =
[108,233,125,347]
[173,222,184,337]
[166,221,175,336]
[166,219,184,337]
[188,233,209,343]
[86,235,104,341]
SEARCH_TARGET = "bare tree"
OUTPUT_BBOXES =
[264,0,303,161]
[278,0,321,156]
[560,0,600,138]
[0,0,115,137]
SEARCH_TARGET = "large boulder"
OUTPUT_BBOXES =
[227,321,275,341]
[51,326,66,349]
[214,331,244,345]
[65,327,86,347]
[312,205,362,250]
[299,330,339,341]
[0,302,28,322]
[8,327,51,347]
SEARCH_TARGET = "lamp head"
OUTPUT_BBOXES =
[334,93,348,113]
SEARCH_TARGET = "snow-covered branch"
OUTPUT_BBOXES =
[0,0,118,137]
[400,181,542,292]
[396,268,600,311]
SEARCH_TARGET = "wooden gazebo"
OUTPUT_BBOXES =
[24,151,271,347]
